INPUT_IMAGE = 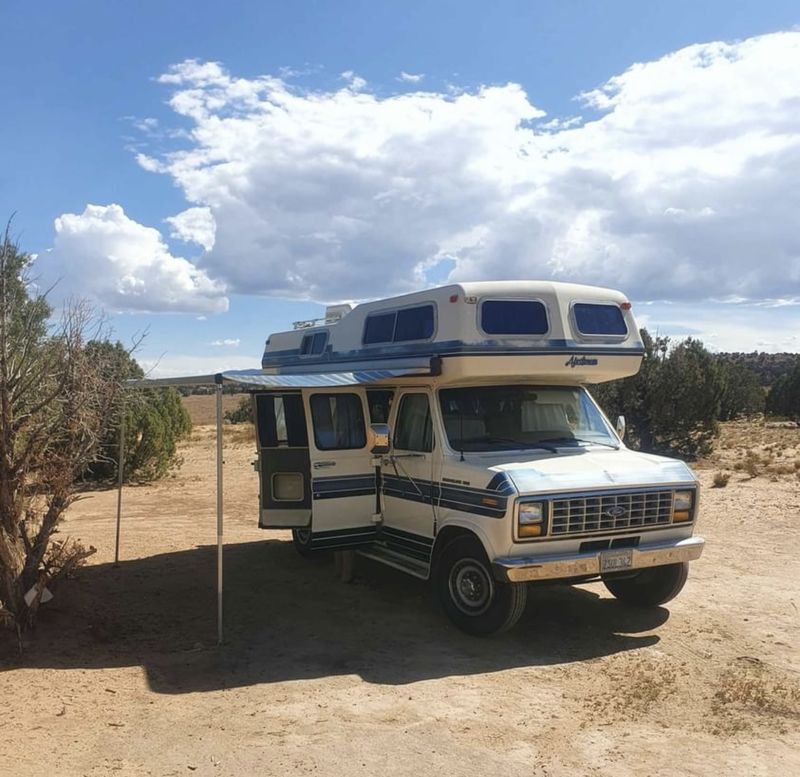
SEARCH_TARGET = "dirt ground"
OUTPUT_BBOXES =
[1,402,798,777]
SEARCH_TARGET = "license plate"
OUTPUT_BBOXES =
[600,548,633,573]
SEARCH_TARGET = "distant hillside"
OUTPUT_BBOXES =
[716,352,800,387]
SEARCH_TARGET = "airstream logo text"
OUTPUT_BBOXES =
[565,355,599,368]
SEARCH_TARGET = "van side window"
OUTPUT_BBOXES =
[573,303,627,336]
[363,304,435,344]
[310,393,367,450]
[394,394,433,452]
[363,312,396,344]
[300,331,328,355]
[256,394,308,448]
[481,300,548,335]
[394,305,434,341]
[366,389,394,423]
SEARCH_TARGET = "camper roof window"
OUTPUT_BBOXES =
[573,303,627,336]
[363,312,396,344]
[394,305,435,342]
[481,300,548,335]
[364,304,436,345]
[300,331,328,356]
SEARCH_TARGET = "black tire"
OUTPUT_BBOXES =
[291,527,315,557]
[435,535,528,636]
[603,562,689,606]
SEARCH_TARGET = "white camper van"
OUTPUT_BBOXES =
[250,281,704,635]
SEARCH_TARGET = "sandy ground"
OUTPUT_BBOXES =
[1,406,798,777]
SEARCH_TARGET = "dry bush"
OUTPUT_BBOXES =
[741,449,761,478]
[225,423,256,447]
[0,230,119,636]
[711,659,800,735]
[712,471,730,488]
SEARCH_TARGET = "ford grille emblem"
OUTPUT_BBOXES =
[605,506,626,518]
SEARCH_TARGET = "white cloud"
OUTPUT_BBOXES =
[165,206,216,251]
[340,70,367,90]
[39,204,228,314]
[398,71,425,83]
[131,32,800,309]
[210,338,240,347]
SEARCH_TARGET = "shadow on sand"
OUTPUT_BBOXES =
[1,539,667,693]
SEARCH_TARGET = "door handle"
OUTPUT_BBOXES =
[313,461,337,469]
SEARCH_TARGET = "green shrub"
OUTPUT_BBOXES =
[82,341,192,483]
[225,396,253,424]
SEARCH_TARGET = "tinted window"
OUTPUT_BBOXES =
[310,393,366,450]
[481,300,548,335]
[366,389,394,423]
[394,394,433,452]
[573,304,627,336]
[311,331,327,354]
[256,394,308,448]
[363,312,396,344]
[394,305,435,342]
[300,331,328,355]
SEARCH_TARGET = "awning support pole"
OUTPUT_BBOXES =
[215,380,224,646]
[113,395,125,568]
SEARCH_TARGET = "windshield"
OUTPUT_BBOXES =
[438,385,618,452]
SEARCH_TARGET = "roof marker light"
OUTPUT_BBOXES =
[620,302,632,311]
[449,294,459,303]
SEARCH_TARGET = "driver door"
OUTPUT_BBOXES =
[380,390,437,565]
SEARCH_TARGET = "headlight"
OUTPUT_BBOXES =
[673,490,694,522]
[518,502,546,538]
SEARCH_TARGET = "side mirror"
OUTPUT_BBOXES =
[368,423,391,454]
[615,415,626,440]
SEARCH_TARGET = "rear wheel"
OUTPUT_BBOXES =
[603,562,689,606]
[435,536,527,636]
[291,527,315,557]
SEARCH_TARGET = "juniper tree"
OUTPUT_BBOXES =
[0,227,117,634]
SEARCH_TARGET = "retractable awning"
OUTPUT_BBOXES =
[116,359,434,646]
[126,361,435,390]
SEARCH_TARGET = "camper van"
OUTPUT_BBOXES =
[250,281,704,635]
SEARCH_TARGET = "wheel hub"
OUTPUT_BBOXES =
[449,560,494,616]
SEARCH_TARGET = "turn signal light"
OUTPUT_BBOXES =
[519,524,543,538]
[673,509,691,522]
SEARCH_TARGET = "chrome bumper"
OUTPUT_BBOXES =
[492,536,705,583]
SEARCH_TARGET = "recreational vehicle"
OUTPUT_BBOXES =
[249,281,704,635]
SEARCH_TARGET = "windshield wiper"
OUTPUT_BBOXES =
[539,436,620,450]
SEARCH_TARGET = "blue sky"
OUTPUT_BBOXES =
[2,1,799,374]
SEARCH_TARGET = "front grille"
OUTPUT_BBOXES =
[550,490,674,536]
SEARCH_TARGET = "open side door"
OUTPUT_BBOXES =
[303,387,379,551]
[254,392,312,528]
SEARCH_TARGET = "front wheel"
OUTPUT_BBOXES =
[291,527,316,557]
[603,562,689,606]
[435,536,528,636]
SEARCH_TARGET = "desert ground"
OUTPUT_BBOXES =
[1,398,798,777]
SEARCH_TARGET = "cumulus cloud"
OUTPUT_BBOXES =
[134,32,800,306]
[39,204,228,314]
[398,71,424,83]
[165,206,216,251]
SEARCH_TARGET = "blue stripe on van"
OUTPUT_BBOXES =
[311,473,513,518]
[312,474,376,500]
[262,337,644,369]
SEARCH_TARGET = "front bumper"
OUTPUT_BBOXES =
[492,536,705,583]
